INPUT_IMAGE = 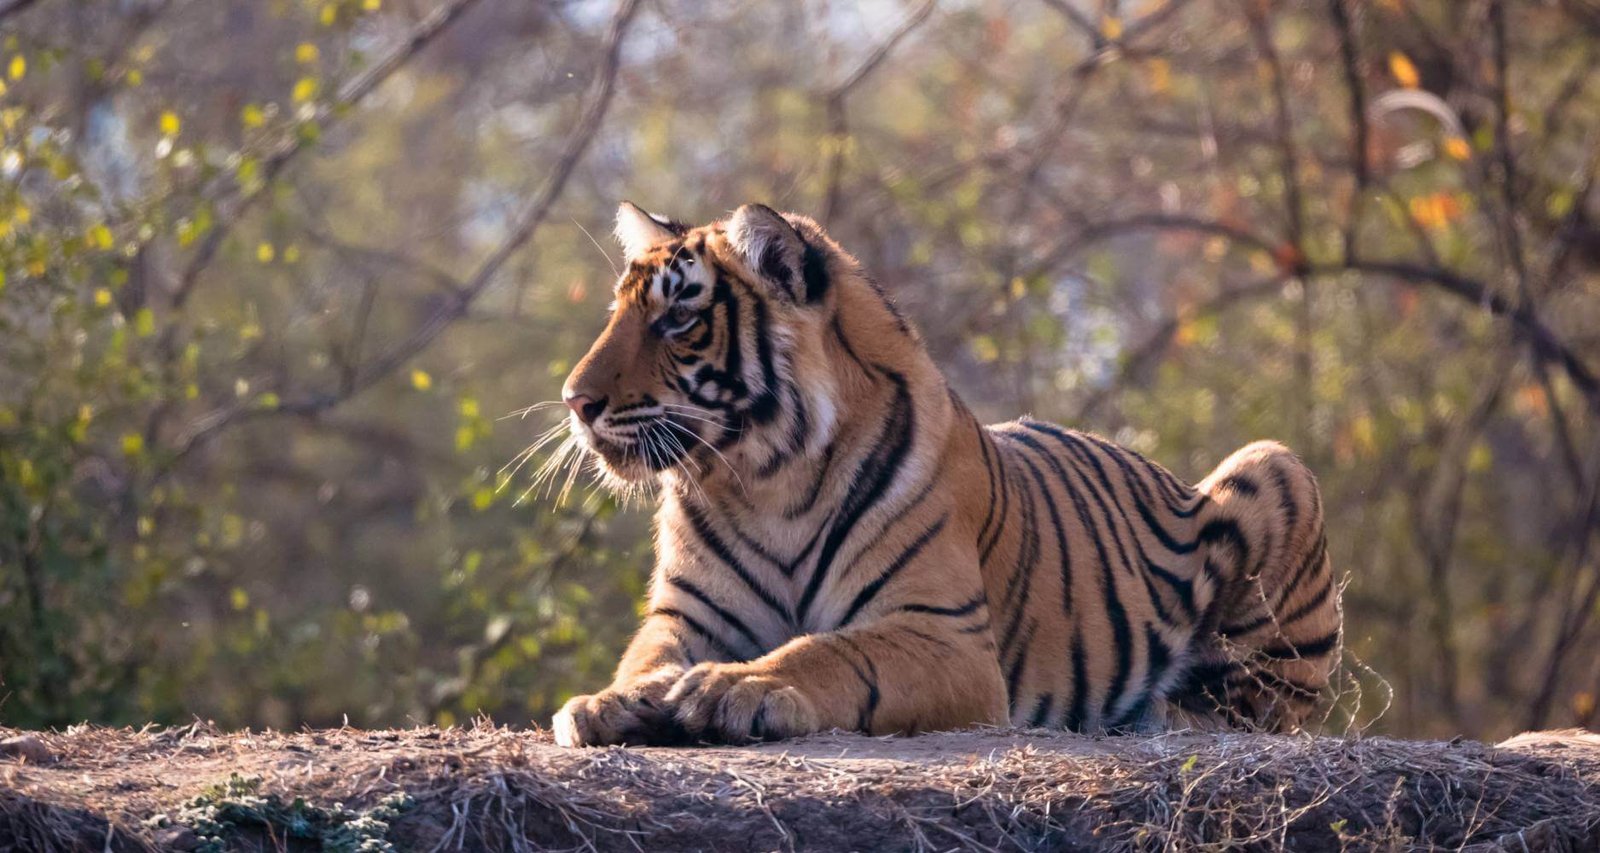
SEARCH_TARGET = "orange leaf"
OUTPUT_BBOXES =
[1388,52,1420,89]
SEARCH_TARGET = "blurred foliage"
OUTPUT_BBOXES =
[0,0,1597,740]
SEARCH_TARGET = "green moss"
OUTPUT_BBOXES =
[148,773,413,853]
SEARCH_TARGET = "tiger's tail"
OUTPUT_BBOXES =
[1175,441,1342,731]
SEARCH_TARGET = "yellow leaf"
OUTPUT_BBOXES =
[1388,51,1419,89]
[121,433,145,457]
[282,244,301,264]
[1443,137,1471,161]
[411,369,433,391]
[472,487,494,511]
[363,0,381,10]
[319,3,337,26]
[159,110,180,136]
[1147,58,1171,94]
[7,55,24,80]
[126,69,143,87]
[89,223,114,250]
[458,396,480,418]
[241,103,265,128]
[256,242,275,263]
[969,335,1000,363]
[1100,15,1123,40]
[292,76,318,103]
[230,587,250,611]
[295,42,320,64]
[134,308,155,337]
[93,288,112,307]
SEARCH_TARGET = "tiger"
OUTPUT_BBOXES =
[549,201,1342,746]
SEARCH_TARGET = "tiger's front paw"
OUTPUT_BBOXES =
[551,669,685,747]
[663,663,821,743]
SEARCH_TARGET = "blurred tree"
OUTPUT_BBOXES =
[0,0,1596,740]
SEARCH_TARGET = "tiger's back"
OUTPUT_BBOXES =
[952,414,1340,731]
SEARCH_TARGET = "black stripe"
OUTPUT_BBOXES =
[743,287,781,428]
[830,315,871,375]
[1214,474,1258,496]
[835,636,881,731]
[782,443,836,520]
[1005,617,1036,714]
[1269,464,1299,541]
[1066,627,1089,731]
[1276,575,1334,627]
[902,627,956,651]
[1220,610,1274,638]
[681,500,792,628]
[797,368,916,627]
[994,444,1041,663]
[980,427,1015,567]
[1007,431,1133,718]
[667,575,763,654]
[1258,629,1341,660]
[896,593,987,618]
[1144,558,1198,620]
[974,421,1002,557]
[1026,422,1200,555]
[1011,449,1074,615]
[801,237,831,302]
[654,607,739,661]
[1079,432,1206,518]
[838,516,948,628]
[1198,519,1252,577]
[1112,622,1174,729]
[1272,533,1328,612]
[710,494,791,576]
[756,381,809,478]
[1028,693,1055,728]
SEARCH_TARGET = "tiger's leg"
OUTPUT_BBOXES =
[552,613,698,747]
[661,537,1008,742]
[1175,441,1342,731]
[663,611,1008,742]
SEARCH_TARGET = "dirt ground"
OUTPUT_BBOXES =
[2,723,1598,851]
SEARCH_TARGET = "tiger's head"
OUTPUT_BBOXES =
[561,202,845,492]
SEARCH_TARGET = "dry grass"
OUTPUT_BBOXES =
[1,723,1597,851]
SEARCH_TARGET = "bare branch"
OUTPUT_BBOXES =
[1243,1,1306,267]
[821,0,936,223]
[1038,0,1103,46]
[1328,0,1370,262]
[1074,275,1288,421]
[0,0,40,25]
[1029,212,1600,416]
[169,0,487,309]
[165,0,645,463]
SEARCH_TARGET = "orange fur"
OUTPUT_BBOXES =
[550,204,1340,746]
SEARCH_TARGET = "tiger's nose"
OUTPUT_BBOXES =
[564,393,608,426]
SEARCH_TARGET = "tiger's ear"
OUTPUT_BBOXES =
[727,203,827,303]
[614,201,686,263]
